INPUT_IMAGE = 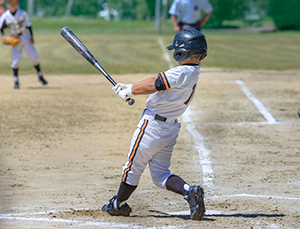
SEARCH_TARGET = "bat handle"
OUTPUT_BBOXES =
[126,98,135,106]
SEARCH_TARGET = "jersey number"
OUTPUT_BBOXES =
[184,84,196,105]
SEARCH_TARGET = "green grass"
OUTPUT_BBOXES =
[0,18,300,75]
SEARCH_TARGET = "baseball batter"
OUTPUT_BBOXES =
[102,29,208,220]
[0,0,47,89]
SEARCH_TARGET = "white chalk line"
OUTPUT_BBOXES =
[182,106,215,194]
[211,194,300,201]
[158,38,174,69]
[235,80,277,124]
[205,121,281,126]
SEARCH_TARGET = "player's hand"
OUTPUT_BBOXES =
[30,36,34,44]
[112,83,133,102]
[112,83,127,94]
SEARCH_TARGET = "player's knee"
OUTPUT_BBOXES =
[151,172,171,189]
[11,60,21,69]
[31,58,39,66]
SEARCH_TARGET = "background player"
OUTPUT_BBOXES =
[169,0,213,33]
[0,0,47,89]
[102,29,208,220]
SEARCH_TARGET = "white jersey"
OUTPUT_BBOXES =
[169,0,213,24]
[0,8,31,37]
[146,64,199,119]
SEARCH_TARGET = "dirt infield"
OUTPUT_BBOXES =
[0,69,299,228]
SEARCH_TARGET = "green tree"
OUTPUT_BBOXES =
[269,0,300,30]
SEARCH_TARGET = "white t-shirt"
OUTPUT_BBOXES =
[146,65,199,119]
[0,8,31,36]
[169,0,213,24]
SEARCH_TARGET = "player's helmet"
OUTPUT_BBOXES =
[167,29,207,63]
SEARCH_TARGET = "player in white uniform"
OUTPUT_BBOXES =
[0,0,47,89]
[102,29,208,220]
[169,0,213,33]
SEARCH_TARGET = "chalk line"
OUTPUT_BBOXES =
[158,38,174,69]
[182,106,214,194]
[236,80,276,124]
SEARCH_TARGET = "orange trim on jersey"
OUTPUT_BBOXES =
[122,119,149,183]
[160,72,170,90]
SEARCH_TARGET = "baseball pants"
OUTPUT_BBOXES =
[122,108,181,189]
[11,33,40,68]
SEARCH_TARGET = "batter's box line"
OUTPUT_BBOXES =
[209,193,300,201]
[204,121,282,126]
[211,79,279,124]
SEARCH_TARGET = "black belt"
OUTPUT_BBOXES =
[154,114,167,122]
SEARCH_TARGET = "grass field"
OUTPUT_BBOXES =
[0,18,300,75]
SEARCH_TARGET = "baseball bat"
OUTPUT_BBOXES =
[60,26,135,106]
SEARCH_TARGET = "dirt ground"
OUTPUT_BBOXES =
[0,69,299,228]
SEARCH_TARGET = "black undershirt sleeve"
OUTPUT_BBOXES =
[27,26,33,36]
[0,21,7,36]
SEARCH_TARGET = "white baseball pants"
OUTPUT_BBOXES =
[122,109,181,189]
[11,33,40,68]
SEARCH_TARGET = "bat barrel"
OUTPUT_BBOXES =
[60,26,96,66]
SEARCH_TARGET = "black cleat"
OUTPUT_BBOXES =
[14,82,19,89]
[39,76,48,85]
[102,195,132,216]
[185,185,205,220]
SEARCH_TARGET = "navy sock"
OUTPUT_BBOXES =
[166,175,189,196]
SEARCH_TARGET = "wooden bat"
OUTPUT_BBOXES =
[60,26,135,106]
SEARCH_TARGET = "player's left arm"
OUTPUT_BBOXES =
[0,20,7,39]
[132,77,158,95]
[27,26,34,44]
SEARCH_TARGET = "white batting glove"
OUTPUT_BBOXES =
[112,83,133,102]
[112,83,127,94]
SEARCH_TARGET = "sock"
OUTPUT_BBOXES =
[34,64,43,77]
[116,181,137,209]
[166,174,189,196]
[13,68,19,83]
[113,199,126,210]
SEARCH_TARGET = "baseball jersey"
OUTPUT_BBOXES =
[146,64,199,119]
[169,0,213,24]
[0,8,32,36]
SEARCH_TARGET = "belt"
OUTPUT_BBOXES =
[154,114,167,122]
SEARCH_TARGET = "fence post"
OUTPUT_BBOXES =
[27,0,34,16]
[155,0,161,31]
[65,0,74,17]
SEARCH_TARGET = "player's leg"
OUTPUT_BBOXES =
[149,121,205,220]
[34,64,47,85]
[102,114,172,216]
[11,44,23,89]
[22,35,47,85]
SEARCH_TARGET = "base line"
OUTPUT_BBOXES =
[236,80,276,123]
[182,106,214,194]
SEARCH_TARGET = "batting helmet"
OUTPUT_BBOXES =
[167,29,207,63]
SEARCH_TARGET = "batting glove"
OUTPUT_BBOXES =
[112,83,133,102]
[112,83,127,94]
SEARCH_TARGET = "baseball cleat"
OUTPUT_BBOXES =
[185,185,205,220]
[14,82,19,89]
[102,195,132,216]
[39,76,48,85]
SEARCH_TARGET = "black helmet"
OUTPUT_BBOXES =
[167,29,207,62]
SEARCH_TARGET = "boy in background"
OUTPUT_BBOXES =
[0,0,47,89]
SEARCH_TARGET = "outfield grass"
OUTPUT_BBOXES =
[0,18,299,75]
